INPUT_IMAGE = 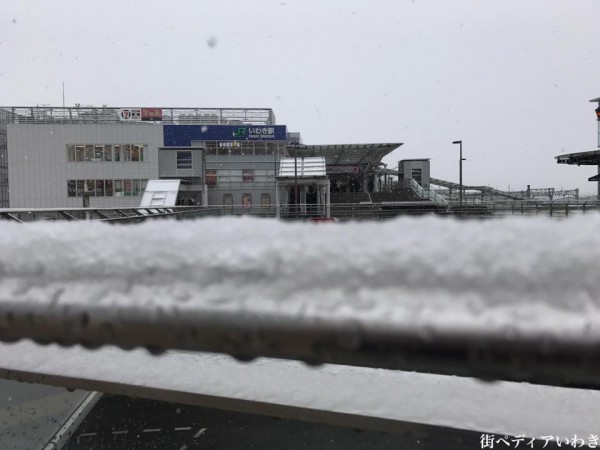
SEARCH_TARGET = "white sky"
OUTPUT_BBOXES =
[1,0,599,193]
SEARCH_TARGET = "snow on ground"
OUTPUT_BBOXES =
[1,214,599,339]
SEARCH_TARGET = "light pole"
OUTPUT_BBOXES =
[452,140,466,205]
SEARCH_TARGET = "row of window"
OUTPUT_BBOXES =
[203,141,285,156]
[67,179,148,197]
[222,193,272,209]
[205,169,281,186]
[67,144,145,162]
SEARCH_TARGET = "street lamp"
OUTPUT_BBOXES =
[452,140,466,205]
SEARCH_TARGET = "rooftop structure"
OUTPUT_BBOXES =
[0,106,276,126]
[555,96,600,198]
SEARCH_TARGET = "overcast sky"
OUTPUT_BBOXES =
[1,1,599,193]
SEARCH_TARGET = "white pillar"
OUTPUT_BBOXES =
[326,180,331,218]
[202,185,208,206]
[275,181,280,218]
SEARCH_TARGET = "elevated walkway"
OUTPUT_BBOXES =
[430,177,527,201]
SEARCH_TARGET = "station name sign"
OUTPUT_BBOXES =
[119,108,163,122]
[163,125,287,146]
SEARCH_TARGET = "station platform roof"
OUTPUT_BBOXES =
[286,143,402,166]
[556,148,600,165]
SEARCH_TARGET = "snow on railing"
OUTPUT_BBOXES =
[1,216,600,387]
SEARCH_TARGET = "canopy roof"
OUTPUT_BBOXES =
[556,148,600,166]
[286,143,402,166]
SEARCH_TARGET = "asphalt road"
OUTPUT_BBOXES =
[0,379,88,450]
[61,394,493,450]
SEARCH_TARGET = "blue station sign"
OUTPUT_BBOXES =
[164,125,288,146]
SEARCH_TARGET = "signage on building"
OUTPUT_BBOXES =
[119,108,141,122]
[163,125,287,146]
[141,108,163,121]
[119,108,163,122]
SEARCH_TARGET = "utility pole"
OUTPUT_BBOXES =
[452,140,466,205]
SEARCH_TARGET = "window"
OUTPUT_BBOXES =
[67,179,145,197]
[206,169,217,186]
[75,145,84,162]
[104,145,112,161]
[412,168,423,184]
[94,145,104,161]
[84,145,94,161]
[242,193,252,209]
[123,145,131,161]
[123,179,132,195]
[243,169,255,182]
[261,193,271,208]
[85,180,96,196]
[131,145,143,162]
[67,180,76,197]
[65,144,144,162]
[95,180,105,196]
[177,151,192,169]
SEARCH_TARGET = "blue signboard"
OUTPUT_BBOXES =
[164,125,287,147]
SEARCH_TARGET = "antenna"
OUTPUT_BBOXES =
[62,82,65,108]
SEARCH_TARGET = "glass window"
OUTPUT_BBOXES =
[141,179,148,190]
[123,145,131,161]
[114,145,121,162]
[85,180,96,196]
[123,179,132,195]
[67,180,76,197]
[131,145,143,162]
[261,193,271,208]
[94,145,104,161]
[255,143,267,155]
[206,169,217,186]
[243,169,255,182]
[132,179,141,196]
[241,142,254,156]
[67,145,75,161]
[84,145,94,161]
[205,142,217,155]
[177,151,192,169]
[96,180,105,196]
[105,180,113,196]
[114,180,123,196]
[76,180,85,197]
[75,145,85,162]
[104,145,112,161]
[242,193,252,209]
[412,168,423,184]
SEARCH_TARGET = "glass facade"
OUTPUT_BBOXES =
[67,179,147,197]
[67,144,145,162]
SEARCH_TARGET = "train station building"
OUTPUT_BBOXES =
[0,106,406,213]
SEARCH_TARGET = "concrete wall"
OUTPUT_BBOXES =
[158,149,204,179]
[399,159,430,190]
[7,123,162,208]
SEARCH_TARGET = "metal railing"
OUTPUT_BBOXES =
[0,106,276,126]
[405,179,449,206]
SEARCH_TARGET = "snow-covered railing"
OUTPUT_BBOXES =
[1,216,600,387]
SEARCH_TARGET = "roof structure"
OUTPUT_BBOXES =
[286,143,402,166]
[555,149,600,165]
[277,157,327,178]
